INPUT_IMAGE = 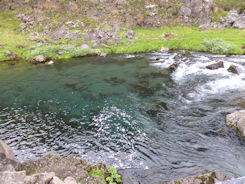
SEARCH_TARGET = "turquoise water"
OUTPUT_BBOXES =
[1,52,245,183]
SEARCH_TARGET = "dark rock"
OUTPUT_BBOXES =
[162,33,173,40]
[206,61,224,70]
[228,65,239,74]
[169,171,230,184]
[168,62,179,72]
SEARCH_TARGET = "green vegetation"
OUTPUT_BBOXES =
[212,9,228,22]
[89,167,122,184]
[100,27,245,55]
[106,167,122,184]
[214,0,245,11]
[0,10,245,63]
[198,38,235,54]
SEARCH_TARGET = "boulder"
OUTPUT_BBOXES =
[169,171,230,184]
[99,52,107,57]
[0,140,19,171]
[232,16,245,29]
[226,110,245,137]
[206,61,224,70]
[31,55,46,64]
[227,65,239,74]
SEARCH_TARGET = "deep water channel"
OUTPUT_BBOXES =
[1,52,245,183]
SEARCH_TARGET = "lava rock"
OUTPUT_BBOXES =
[227,65,239,74]
[206,61,224,70]
[226,110,245,137]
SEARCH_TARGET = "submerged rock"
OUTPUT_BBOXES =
[206,61,224,70]
[169,171,230,184]
[226,110,245,137]
[129,82,154,97]
[140,100,168,116]
[227,65,239,74]
[104,76,125,85]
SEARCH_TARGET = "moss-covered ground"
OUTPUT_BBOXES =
[0,10,245,62]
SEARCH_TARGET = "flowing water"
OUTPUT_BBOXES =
[0,52,245,183]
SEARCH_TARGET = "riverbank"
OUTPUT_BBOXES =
[0,10,245,63]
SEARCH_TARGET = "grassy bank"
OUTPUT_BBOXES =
[0,11,245,62]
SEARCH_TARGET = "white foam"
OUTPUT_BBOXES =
[152,53,245,101]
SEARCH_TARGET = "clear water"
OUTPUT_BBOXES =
[1,52,245,183]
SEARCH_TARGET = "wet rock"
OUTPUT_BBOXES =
[125,30,135,39]
[140,100,168,116]
[226,110,245,137]
[169,171,230,184]
[168,62,179,72]
[160,47,169,52]
[206,61,224,70]
[104,76,125,85]
[173,51,190,61]
[0,139,19,171]
[64,177,77,184]
[50,176,65,184]
[227,65,239,74]
[31,55,46,64]
[129,83,154,97]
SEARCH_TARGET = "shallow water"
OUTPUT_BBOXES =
[0,52,245,183]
